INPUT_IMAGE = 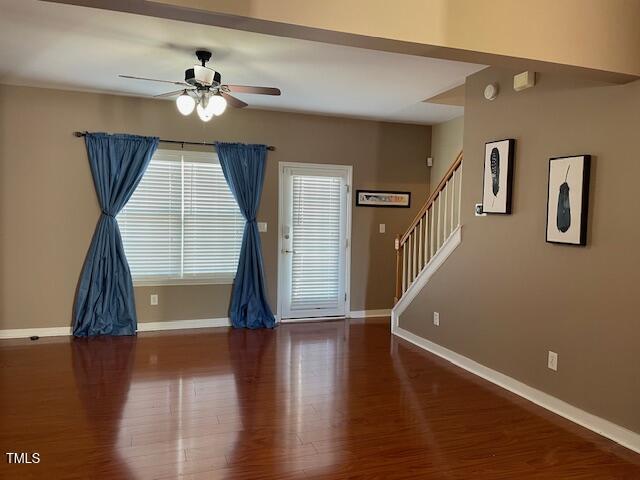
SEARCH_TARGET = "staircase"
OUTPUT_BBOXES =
[392,152,463,323]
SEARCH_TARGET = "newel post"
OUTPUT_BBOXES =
[394,234,402,304]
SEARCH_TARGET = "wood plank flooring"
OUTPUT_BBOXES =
[1,318,639,479]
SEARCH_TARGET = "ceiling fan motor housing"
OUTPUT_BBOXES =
[185,66,221,87]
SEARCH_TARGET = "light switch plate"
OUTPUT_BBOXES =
[258,222,268,232]
[548,351,558,371]
[379,224,386,233]
[150,294,158,306]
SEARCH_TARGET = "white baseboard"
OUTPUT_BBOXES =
[0,318,231,339]
[0,326,72,339]
[136,317,230,332]
[391,226,462,330]
[279,310,391,324]
[1,310,390,340]
[392,325,640,454]
[279,316,345,324]
[349,309,391,318]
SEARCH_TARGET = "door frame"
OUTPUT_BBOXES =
[277,161,353,323]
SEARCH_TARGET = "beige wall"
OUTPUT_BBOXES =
[0,85,430,330]
[429,116,463,187]
[64,0,640,80]
[399,68,640,433]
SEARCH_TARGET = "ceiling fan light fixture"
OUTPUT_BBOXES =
[118,50,279,118]
[196,102,214,122]
[210,94,227,116]
[176,90,195,115]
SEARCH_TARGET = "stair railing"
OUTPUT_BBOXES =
[394,152,463,303]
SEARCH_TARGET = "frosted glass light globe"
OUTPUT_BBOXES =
[176,92,196,115]
[209,94,227,116]
[196,102,214,122]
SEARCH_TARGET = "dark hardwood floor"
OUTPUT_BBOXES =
[1,318,638,479]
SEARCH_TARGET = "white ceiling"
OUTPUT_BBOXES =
[0,0,485,125]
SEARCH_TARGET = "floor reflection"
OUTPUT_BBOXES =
[221,321,347,477]
[71,336,136,479]
[389,334,449,476]
[117,330,241,479]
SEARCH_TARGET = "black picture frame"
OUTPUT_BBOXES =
[481,138,515,214]
[355,190,411,208]
[545,155,591,246]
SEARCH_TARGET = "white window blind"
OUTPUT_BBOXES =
[290,174,342,310]
[183,160,244,278]
[118,150,244,285]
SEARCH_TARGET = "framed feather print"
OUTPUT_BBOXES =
[482,139,515,214]
[546,155,591,246]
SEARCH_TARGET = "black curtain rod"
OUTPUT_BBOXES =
[73,131,276,151]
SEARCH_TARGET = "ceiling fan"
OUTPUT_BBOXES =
[119,50,281,122]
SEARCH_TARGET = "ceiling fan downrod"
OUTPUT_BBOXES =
[195,49,212,67]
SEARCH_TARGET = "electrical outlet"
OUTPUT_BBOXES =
[547,351,558,371]
[150,294,158,306]
[379,224,386,233]
[433,312,440,326]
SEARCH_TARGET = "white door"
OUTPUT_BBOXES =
[279,163,351,320]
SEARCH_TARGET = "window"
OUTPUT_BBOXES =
[118,150,244,285]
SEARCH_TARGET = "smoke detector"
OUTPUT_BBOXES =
[484,83,499,101]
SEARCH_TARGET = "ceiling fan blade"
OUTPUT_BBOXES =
[224,85,281,96]
[154,89,194,98]
[119,74,190,87]
[221,92,248,109]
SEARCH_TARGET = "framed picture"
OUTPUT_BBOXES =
[356,190,411,208]
[546,155,591,246]
[482,139,515,214]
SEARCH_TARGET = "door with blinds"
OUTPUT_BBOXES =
[279,164,351,319]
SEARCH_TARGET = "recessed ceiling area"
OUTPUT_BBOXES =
[0,0,485,125]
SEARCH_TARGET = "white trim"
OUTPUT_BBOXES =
[136,317,230,332]
[0,326,73,339]
[278,310,390,324]
[345,166,353,317]
[391,225,462,330]
[349,309,391,318]
[0,310,386,339]
[392,325,640,454]
[277,161,353,320]
[279,316,346,324]
[0,318,231,339]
